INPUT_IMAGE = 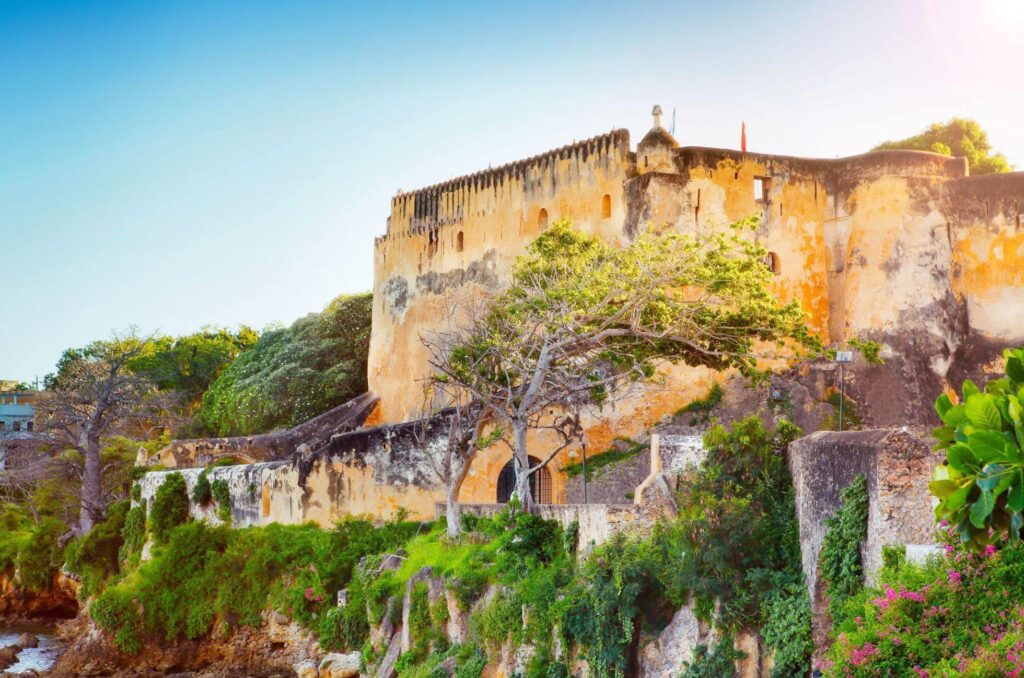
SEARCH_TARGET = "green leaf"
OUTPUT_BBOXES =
[943,484,973,513]
[963,379,981,400]
[947,443,980,473]
[942,404,967,427]
[977,463,1007,491]
[932,426,955,443]
[935,393,953,419]
[965,394,1003,431]
[968,430,1013,463]
[970,490,995,529]
[929,479,963,499]
[1007,355,1024,384]
[1008,474,1024,512]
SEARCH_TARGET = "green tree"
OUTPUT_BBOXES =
[127,327,258,407]
[428,218,820,510]
[873,118,1012,175]
[199,293,372,436]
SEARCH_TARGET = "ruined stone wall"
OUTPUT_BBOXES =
[154,393,379,469]
[140,413,453,525]
[787,429,941,602]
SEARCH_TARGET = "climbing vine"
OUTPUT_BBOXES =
[818,474,869,624]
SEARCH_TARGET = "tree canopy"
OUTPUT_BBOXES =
[427,218,821,509]
[872,118,1012,175]
[198,292,372,436]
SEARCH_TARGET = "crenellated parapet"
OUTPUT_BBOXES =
[381,129,632,240]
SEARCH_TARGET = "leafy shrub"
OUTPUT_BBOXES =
[211,478,231,524]
[760,582,813,678]
[149,472,190,545]
[930,347,1024,550]
[91,586,144,654]
[66,501,129,597]
[818,474,868,625]
[675,416,805,628]
[14,517,65,592]
[120,504,147,565]
[826,531,1024,676]
[560,526,684,677]
[91,517,422,653]
[681,635,743,678]
[192,469,212,504]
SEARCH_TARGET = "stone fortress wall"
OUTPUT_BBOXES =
[368,107,1024,505]
[145,106,1023,524]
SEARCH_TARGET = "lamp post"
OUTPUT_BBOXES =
[835,350,854,431]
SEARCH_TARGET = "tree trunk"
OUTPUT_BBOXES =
[78,427,103,535]
[512,419,534,511]
[445,453,472,539]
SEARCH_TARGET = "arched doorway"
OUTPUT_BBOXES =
[496,456,552,504]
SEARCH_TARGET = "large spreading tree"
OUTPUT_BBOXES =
[35,332,175,535]
[425,218,821,515]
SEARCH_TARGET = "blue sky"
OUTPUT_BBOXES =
[2,0,1021,383]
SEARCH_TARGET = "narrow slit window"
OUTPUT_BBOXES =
[764,251,781,275]
[456,231,464,252]
[538,208,549,229]
[601,194,612,218]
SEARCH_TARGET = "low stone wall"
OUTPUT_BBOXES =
[140,410,452,525]
[787,428,941,601]
[451,502,663,547]
[153,393,379,468]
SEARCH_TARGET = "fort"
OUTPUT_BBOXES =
[146,107,1024,528]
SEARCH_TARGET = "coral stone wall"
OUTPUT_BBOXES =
[787,429,942,603]
[371,121,1024,436]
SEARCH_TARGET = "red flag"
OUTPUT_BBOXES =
[741,121,747,153]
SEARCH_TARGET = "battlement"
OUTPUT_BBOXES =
[383,129,631,239]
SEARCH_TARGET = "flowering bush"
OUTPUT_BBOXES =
[825,527,1024,676]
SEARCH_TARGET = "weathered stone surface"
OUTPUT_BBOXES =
[14,632,37,649]
[377,630,402,678]
[788,428,941,656]
[293,659,318,678]
[50,610,321,677]
[0,645,21,672]
[0,571,78,621]
[319,651,361,677]
[640,603,717,677]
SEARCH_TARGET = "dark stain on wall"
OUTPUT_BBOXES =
[416,249,500,296]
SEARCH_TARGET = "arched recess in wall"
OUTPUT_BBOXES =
[601,194,612,218]
[496,455,552,504]
[538,208,549,229]
[456,231,464,252]
[764,251,781,275]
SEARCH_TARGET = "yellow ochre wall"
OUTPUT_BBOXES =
[369,120,1024,507]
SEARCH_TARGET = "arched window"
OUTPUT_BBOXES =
[456,231,464,252]
[497,455,552,504]
[601,194,612,218]
[537,208,549,229]
[764,251,781,275]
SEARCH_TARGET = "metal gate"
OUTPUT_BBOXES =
[496,455,552,504]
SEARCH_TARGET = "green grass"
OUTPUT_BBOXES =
[394,525,502,583]
[673,383,724,419]
[563,438,646,479]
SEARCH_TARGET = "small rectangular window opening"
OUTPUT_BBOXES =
[754,177,771,202]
